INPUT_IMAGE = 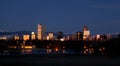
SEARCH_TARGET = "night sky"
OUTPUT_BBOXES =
[0,0,120,35]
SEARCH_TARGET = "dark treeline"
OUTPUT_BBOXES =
[0,34,120,56]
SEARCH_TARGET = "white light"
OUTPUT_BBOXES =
[60,38,64,41]
[96,34,100,40]
[31,32,35,34]
[46,36,49,40]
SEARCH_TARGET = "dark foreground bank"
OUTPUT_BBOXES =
[0,54,120,66]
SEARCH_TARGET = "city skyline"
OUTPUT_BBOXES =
[0,0,120,35]
[0,23,119,35]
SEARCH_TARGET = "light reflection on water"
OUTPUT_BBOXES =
[21,49,76,55]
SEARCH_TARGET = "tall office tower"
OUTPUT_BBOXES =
[83,26,90,40]
[31,32,36,40]
[37,24,46,40]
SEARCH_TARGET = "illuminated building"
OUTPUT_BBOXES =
[65,33,70,40]
[37,24,46,40]
[76,32,83,40]
[65,36,70,40]
[70,33,76,40]
[87,36,93,41]
[31,32,36,40]
[96,34,100,40]
[0,36,7,40]
[14,35,20,40]
[106,34,112,40]
[23,35,30,41]
[60,38,65,41]
[46,36,49,40]
[47,32,54,40]
[37,24,42,40]
[83,26,90,40]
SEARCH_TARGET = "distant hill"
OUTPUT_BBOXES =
[0,31,69,37]
[0,31,32,36]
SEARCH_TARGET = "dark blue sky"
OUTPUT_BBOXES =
[0,0,120,35]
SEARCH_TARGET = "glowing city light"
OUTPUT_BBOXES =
[55,47,59,52]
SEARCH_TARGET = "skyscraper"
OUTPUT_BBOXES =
[37,24,46,40]
[31,32,36,40]
[83,26,90,40]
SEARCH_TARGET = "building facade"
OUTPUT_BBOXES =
[37,24,46,40]
[83,26,90,40]
[31,32,36,40]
